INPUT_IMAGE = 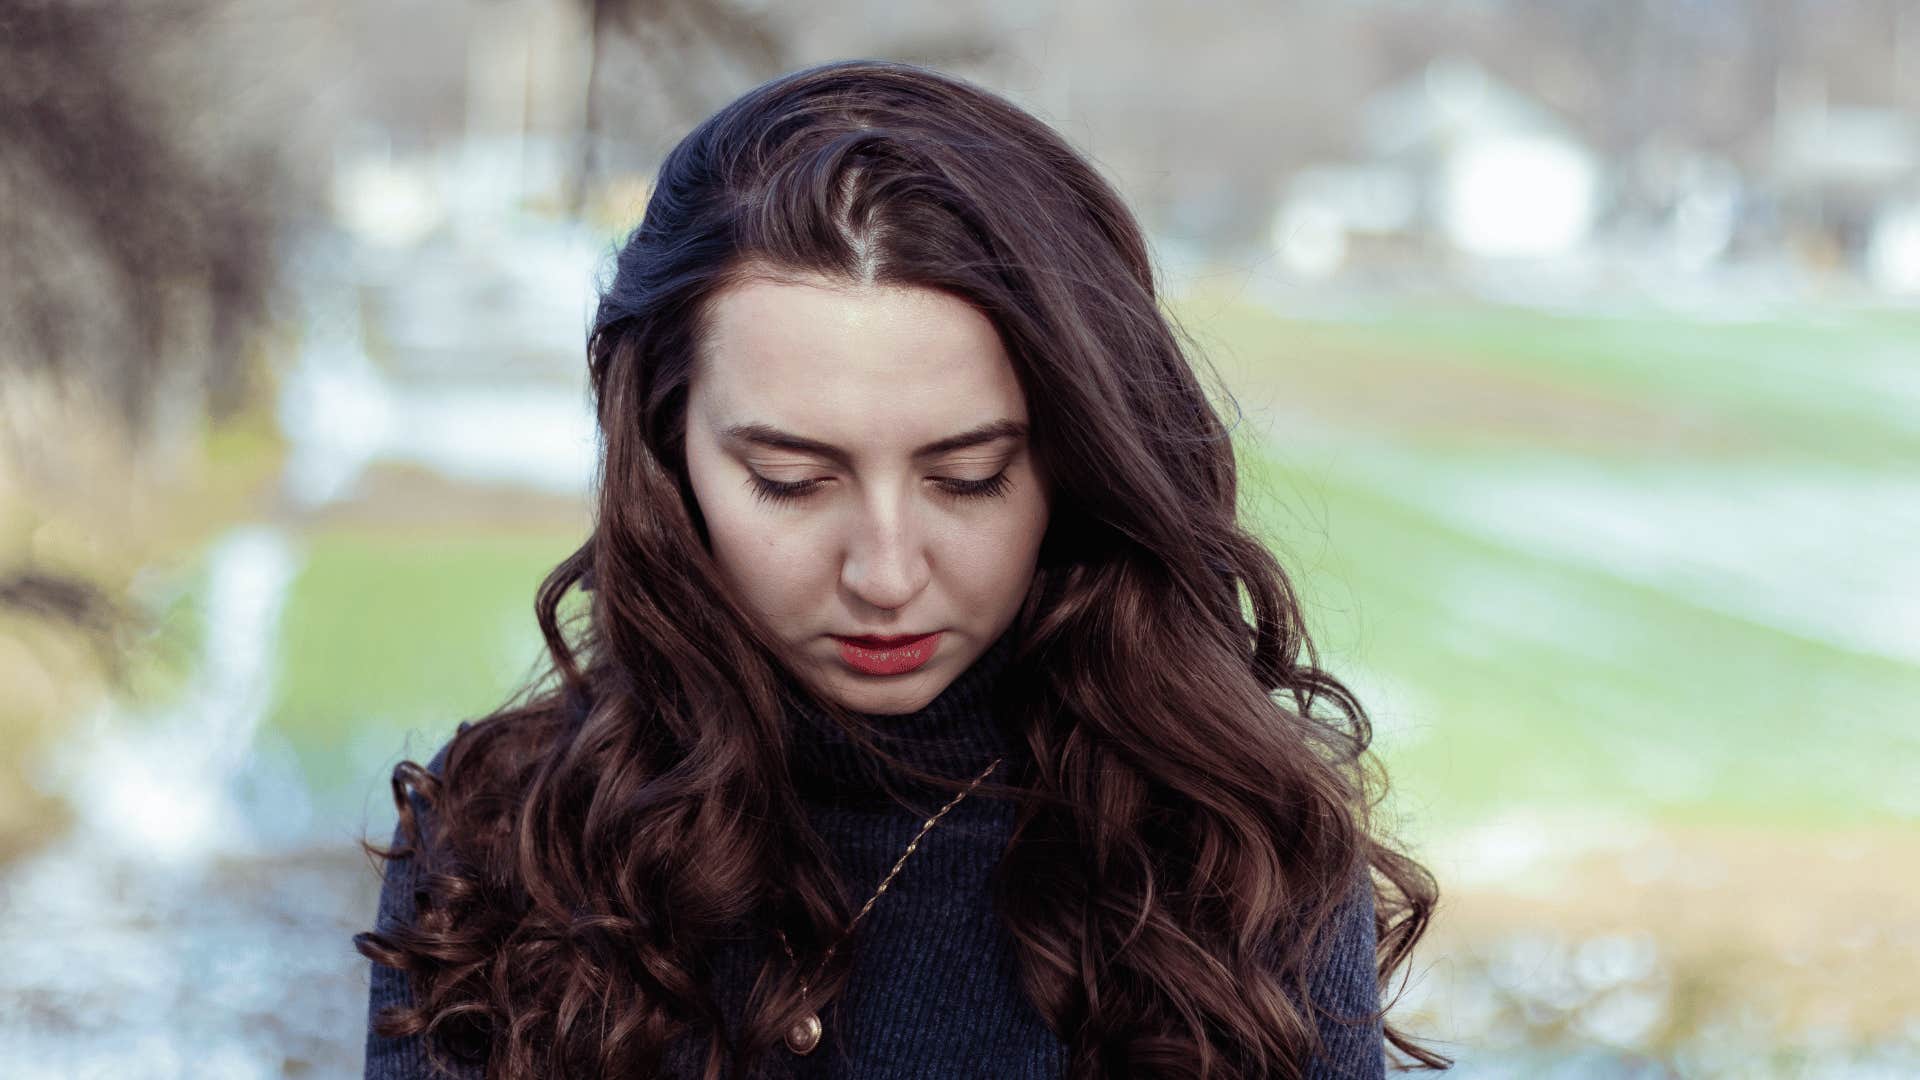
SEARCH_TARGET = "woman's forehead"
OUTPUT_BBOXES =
[693,275,1027,446]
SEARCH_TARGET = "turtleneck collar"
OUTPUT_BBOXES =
[781,624,1026,810]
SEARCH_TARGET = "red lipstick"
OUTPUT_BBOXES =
[832,631,943,676]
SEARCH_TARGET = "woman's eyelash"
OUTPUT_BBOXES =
[944,472,1012,499]
[747,476,820,504]
[747,472,1012,505]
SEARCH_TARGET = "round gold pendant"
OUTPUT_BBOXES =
[784,1011,822,1054]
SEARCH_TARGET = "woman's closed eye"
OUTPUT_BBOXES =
[746,471,1012,506]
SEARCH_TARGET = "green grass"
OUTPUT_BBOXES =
[1241,439,1919,833]
[268,525,583,825]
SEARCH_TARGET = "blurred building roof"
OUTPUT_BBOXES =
[1361,56,1575,160]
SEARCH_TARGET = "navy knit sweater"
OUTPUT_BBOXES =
[363,629,1386,1078]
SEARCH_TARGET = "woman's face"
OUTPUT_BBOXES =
[683,271,1050,716]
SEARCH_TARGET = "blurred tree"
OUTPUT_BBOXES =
[0,0,280,457]
[574,0,785,207]
[567,0,1009,210]
[0,0,285,632]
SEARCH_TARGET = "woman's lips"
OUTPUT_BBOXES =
[832,631,943,676]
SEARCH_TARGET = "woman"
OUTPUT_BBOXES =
[356,59,1447,1080]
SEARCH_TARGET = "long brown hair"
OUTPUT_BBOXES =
[355,59,1447,1079]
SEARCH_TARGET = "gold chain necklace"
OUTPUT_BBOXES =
[775,753,1006,1055]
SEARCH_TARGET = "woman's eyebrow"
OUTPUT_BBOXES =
[721,419,1028,463]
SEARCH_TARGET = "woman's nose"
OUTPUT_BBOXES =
[840,496,930,611]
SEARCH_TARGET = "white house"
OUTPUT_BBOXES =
[1273,56,1602,274]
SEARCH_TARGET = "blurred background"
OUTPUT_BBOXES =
[2,0,1916,1076]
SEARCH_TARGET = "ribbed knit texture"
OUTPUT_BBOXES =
[363,627,1386,1078]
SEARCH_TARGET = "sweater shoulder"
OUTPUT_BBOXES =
[1304,863,1385,1079]
[363,727,483,1080]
